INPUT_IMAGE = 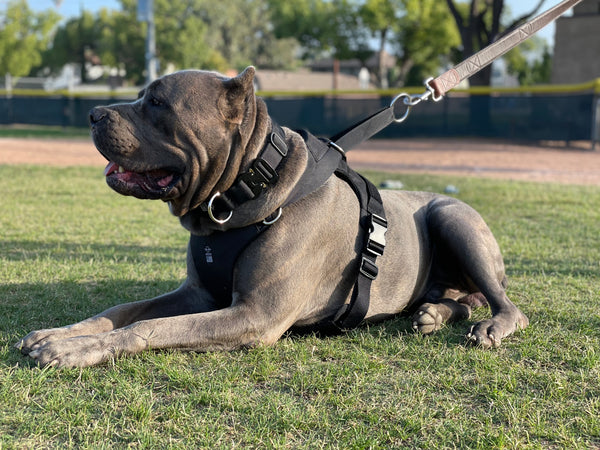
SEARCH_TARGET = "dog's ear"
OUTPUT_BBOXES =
[218,66,256,124]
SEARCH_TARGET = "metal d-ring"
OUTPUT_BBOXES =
[389,93,413,123]
[207,192,233,225]
[262,207,282,225]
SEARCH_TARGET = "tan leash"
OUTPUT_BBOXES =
[395,0,583,122]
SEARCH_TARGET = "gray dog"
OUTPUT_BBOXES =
[16,67,528,368]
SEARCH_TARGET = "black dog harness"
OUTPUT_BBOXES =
[190,101,404,331]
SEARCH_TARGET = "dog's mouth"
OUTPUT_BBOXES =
[104,161,181,200]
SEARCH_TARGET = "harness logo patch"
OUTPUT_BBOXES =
[204,246,213,263]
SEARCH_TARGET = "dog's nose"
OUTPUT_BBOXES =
[89,107,108,125]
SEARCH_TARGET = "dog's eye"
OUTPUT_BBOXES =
[150,96,163,107]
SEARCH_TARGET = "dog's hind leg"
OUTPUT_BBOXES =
[425,197,529,348]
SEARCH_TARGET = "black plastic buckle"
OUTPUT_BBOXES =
[366,213,387,256]
[360,256,379,280]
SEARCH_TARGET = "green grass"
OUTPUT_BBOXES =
[0,164,599,448]
[0,125,90,139]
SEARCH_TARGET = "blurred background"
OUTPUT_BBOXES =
[1,0,599,142]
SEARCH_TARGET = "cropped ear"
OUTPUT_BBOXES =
[218,66,256,124]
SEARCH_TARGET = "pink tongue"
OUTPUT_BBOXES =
[104,161,119,176]
[158,174,174,187]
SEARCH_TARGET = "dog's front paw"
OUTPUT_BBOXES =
[27,335,114,368]
[15,327,76,355]
[466,311,529,348]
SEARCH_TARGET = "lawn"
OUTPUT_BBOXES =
[0,164,599,448]
[0,125,90,139]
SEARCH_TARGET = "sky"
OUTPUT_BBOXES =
[26,0,564,46]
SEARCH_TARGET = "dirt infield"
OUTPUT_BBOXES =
[1,136,599,186]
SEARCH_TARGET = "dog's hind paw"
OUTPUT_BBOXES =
[412,306,443,335]
[412,299,472,335]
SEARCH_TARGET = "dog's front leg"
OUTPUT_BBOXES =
[25,303,281,368]
[15,283,214,357]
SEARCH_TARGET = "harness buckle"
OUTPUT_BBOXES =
[253,158,279,184]
[366,213,387,256]
[359,256,379,280]
[237,159,279,198]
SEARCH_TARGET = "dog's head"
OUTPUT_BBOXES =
[89,67,264,216]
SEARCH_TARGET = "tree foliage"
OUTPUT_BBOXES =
[392,0,460,86]
[0,0,59,78]
[39,0,299,83]
[360,0,402,87]
[268,0,370,61]
[1,0,552,88]
[504,36,552,85]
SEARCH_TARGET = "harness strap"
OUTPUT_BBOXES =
[283,130,343,207]
[330,159,387,330]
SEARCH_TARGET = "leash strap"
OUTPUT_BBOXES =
[329,106,396,152]
[428,0,583,98]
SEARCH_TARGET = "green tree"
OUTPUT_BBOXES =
[360,0,402,87]
[95,8,145,84]
[41,7,146,84]
[119,0,220,76]
[0,0,60,78]
[41,11,99,82]
[268,0,369,61]
[120,0,296,75]
[504,37,552,85]
[43,0,296,85]
[392,0,460,87]
[188,0,297,71]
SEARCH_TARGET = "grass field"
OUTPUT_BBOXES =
[0,125,90,139]
[0,164,599,448]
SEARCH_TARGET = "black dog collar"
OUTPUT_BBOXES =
[201,122,288,224]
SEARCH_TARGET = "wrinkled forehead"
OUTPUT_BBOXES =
[139,71,224,99]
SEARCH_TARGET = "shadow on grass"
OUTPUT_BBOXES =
[0,279,182,333]
[0,240,185,264]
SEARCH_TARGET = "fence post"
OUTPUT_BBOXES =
[593,97,600,150]
[5,73,13,123]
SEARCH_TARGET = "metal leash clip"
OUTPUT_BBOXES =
[389,77,442,123]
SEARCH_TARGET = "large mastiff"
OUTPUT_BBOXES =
[17,67,528,368]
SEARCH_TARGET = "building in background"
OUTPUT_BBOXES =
[552,0,600,84]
